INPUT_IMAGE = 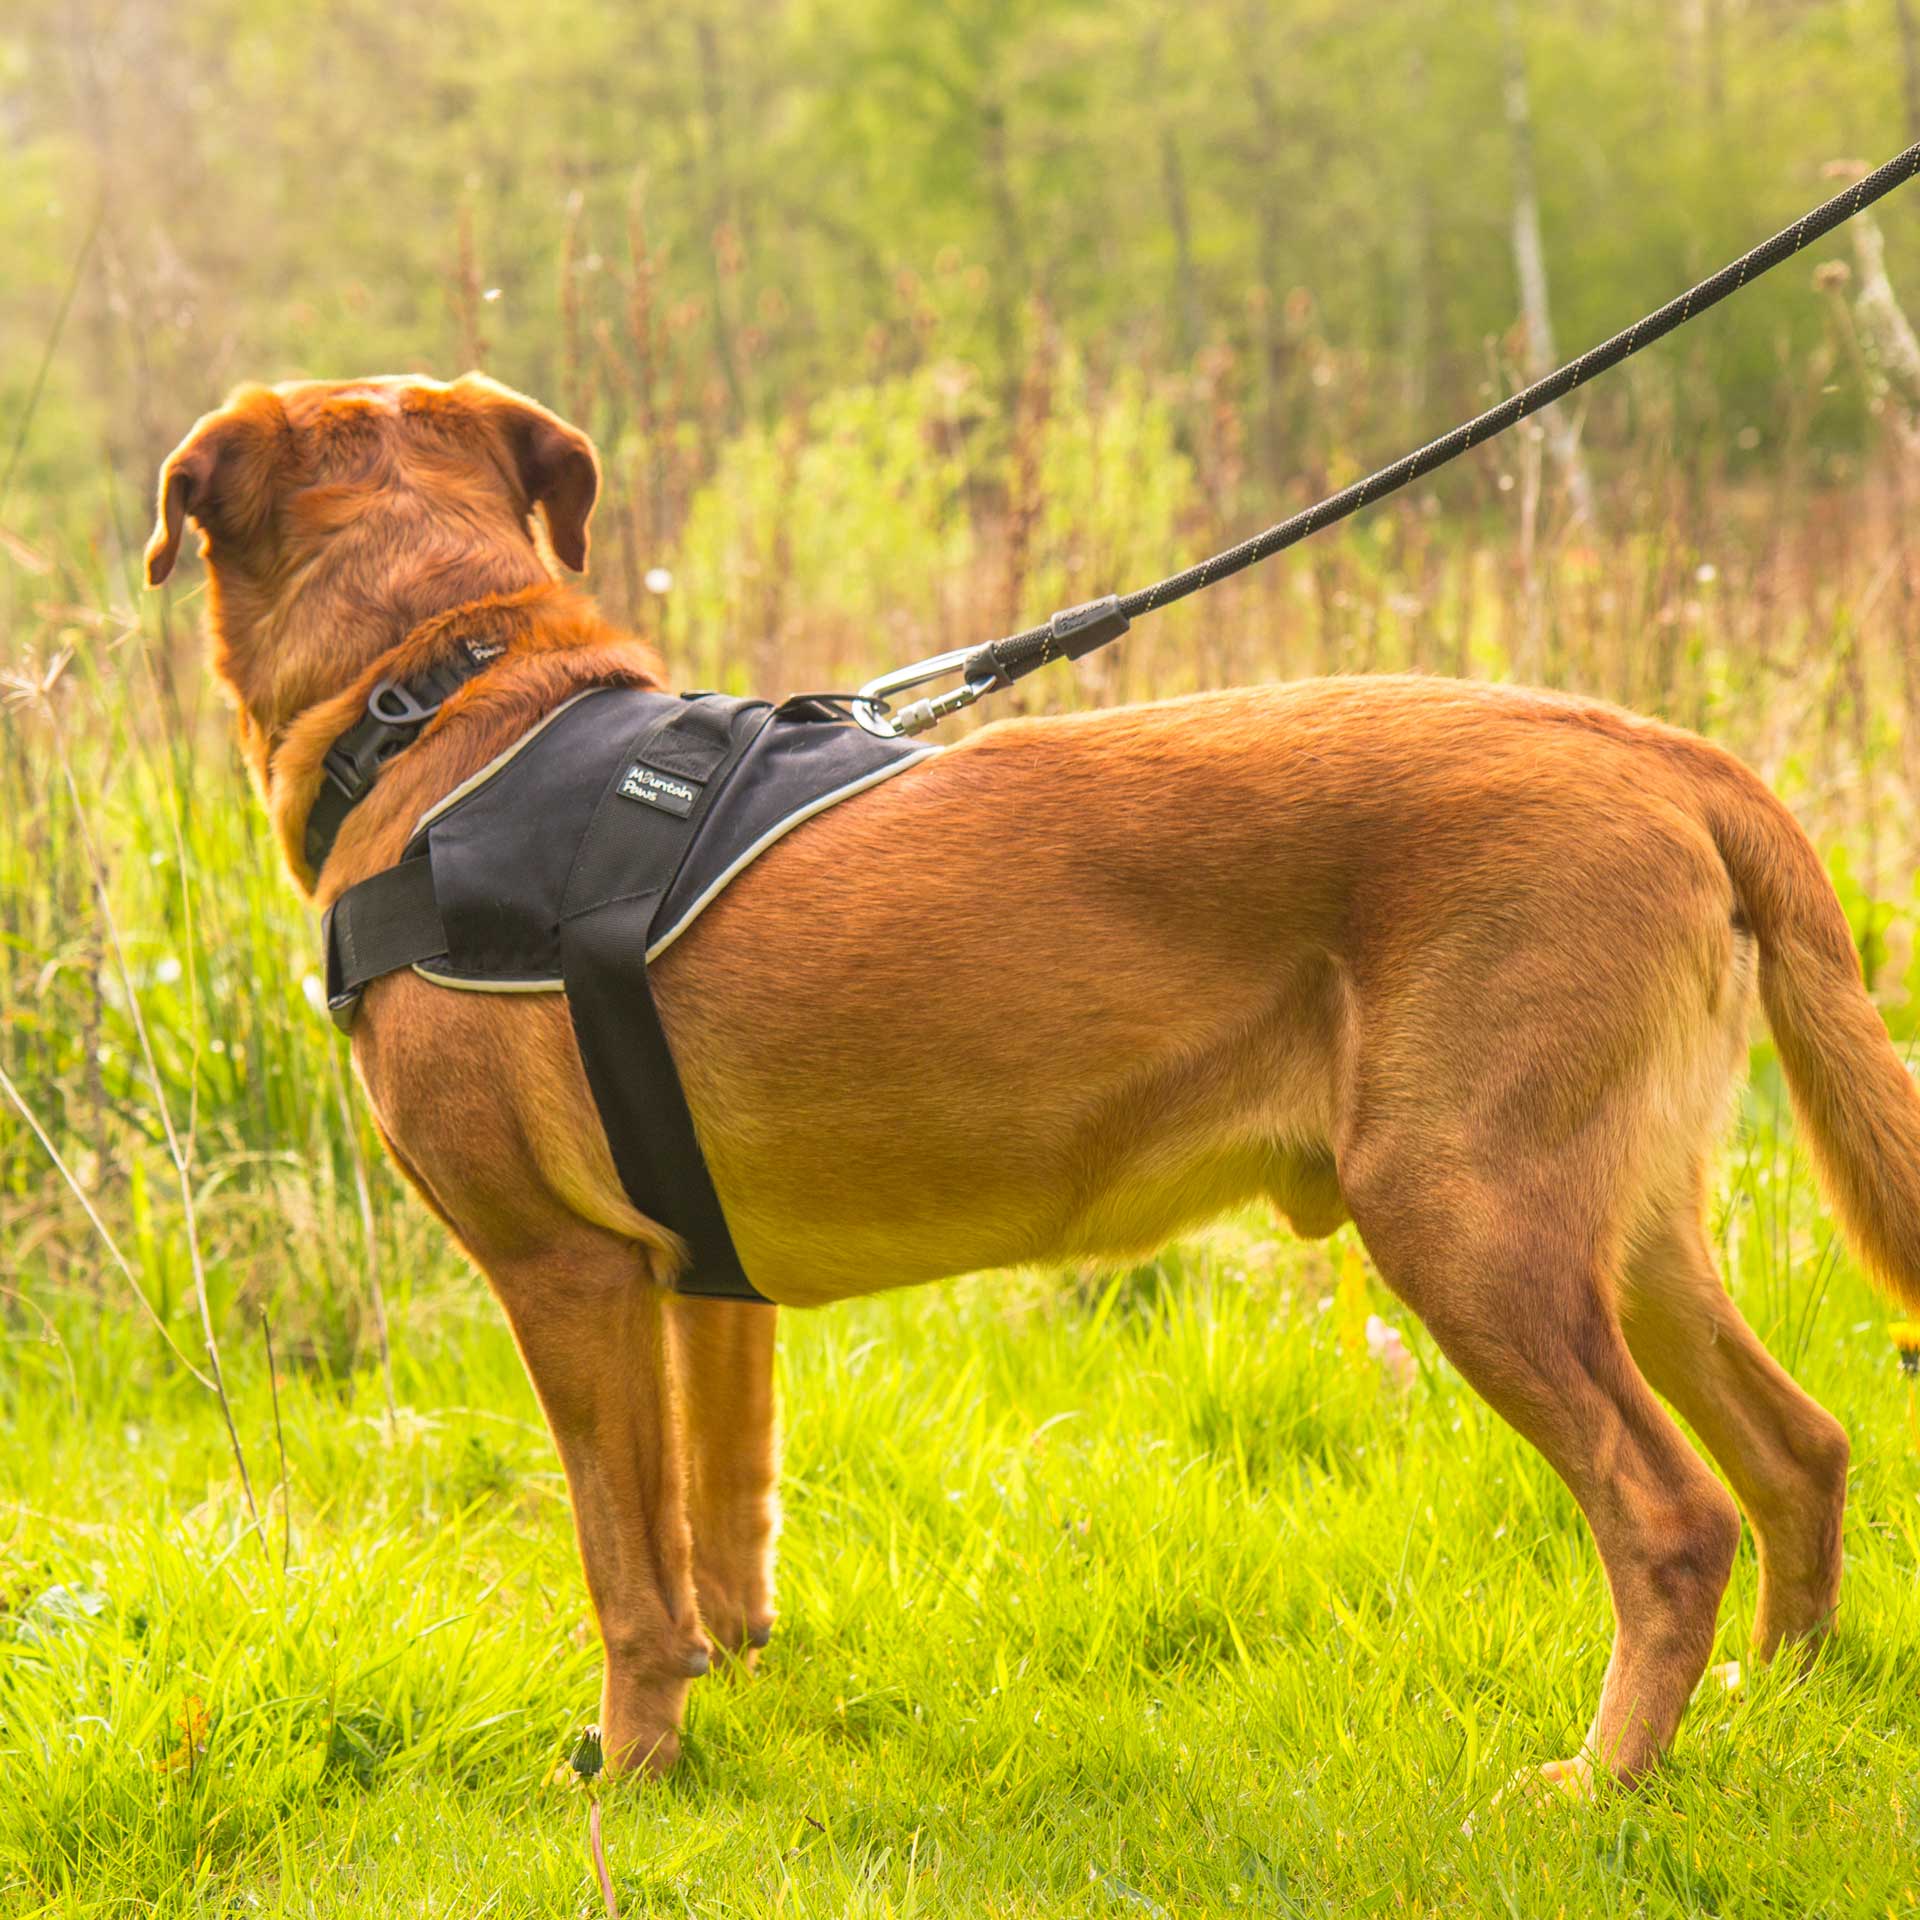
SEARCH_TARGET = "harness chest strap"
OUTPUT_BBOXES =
[323,857,446,1003]
[319,684,938,1305]
[323,692,764,1301]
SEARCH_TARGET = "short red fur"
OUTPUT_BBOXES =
[149,374,1919,1791]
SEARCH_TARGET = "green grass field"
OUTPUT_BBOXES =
[9,329,1920,1915]
[4,1186,1918,1916]
[4,550,1920,1913]
[9,4,1920,1900]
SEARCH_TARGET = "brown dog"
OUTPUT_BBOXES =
[146,373,1920,1792]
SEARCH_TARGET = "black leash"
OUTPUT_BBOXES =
[854,140,1920,737]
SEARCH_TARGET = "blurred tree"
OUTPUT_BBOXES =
[1500,0,1596,527]
[0,0,1907,551]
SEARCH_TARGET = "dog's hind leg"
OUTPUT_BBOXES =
[1345,1158,1741,1788]
[664,1296,781,1666]
[1620,1206,1849,1659]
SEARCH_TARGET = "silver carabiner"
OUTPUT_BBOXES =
[851,646,999,739]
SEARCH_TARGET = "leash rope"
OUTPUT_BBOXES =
[852,139,1920,737]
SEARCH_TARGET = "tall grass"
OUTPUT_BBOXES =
[8,356,1920,1379]
[4,237,1920,1914]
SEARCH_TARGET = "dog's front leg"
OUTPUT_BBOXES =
[665,1295,781,1665]
[487,1231,712,1774]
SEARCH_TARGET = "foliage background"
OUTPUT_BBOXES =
[4,3,1920,1915]
[4,1,1914,552]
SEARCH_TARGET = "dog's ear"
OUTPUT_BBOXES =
[145,390,286,586]
[145,432,219,587]
[463,376,601,572]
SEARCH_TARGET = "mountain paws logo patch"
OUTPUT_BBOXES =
[618,762,701,817]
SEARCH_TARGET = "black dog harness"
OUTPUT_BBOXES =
[319,677,936,1301]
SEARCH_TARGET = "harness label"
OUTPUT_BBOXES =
[619,761,701,817]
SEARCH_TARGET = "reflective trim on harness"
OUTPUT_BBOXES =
[413,689,604,835]
[412,968,564,995]
[319,686,938,1301]
[645,749,936,963]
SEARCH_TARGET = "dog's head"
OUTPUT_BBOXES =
[144,373,600,739]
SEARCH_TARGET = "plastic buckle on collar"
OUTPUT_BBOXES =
[320,677,449,800]
[366,676,446,729]
[318,739,369,803]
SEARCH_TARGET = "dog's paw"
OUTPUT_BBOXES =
[1534,1756,1596,1802]
[697,1605,774,1677]
[1468,1755,1597,1832]
[601,1723,682,1778]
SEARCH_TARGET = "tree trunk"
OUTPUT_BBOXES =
[696,15,748,423]
[981,92,1030,404]
[1500,1,1597,530]
[1402,46,1435,435]
[1898,0,1920,145]
[1703,0,1727,121]
[1161,126,1202,364]
[1246,61,1294,493]
[1848,206,1920,822]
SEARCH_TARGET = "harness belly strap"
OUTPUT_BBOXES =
[319,686,937,1301]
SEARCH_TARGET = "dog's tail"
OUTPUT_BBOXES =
[1682,734,1920,1312]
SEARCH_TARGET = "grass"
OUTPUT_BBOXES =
[3,1190,1918,1916]
[6,334,1920,1910]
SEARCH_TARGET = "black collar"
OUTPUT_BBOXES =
[302,632,507,876]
